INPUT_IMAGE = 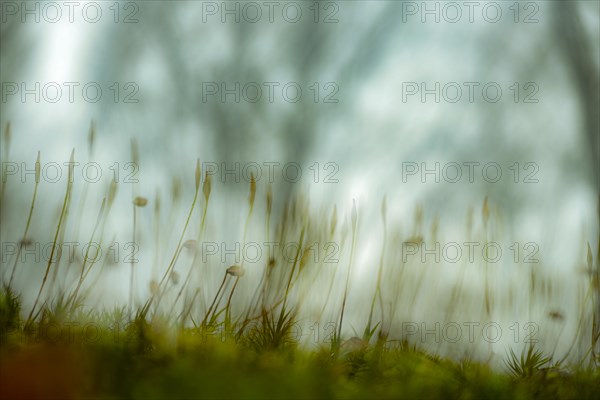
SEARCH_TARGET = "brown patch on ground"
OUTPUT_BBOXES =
[0,345,84,400]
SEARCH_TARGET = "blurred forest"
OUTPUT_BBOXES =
[1,1,598,198]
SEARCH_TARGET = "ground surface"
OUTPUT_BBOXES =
[1,306,598,400]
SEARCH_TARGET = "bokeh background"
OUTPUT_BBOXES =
[1,1,598,365]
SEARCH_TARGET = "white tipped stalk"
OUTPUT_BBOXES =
[183,239,197,252]
[227,265,245,277]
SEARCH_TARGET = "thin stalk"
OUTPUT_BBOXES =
[209,278,232,322]
[78,235,116,300]
[69,197,106,308]
[129,202,137,319]
[8,152,41,286]
[143,184,200,317]
[27,150,74,323]
[278,227,305,323]
[224,277,240,324]
[338,203,358,347]
[169,197,210,318]
[559,279,595,364]
[178,288,200,327]
[129,139,139,320]
[151,246,185,316]
[224,189,255,323]
[151,191,161,280]
[68,120,96,270]
[317,224,343,322]
[317,261,339,322]
[201,273,228,326]
[367,212,386,335]
[77,182,117,291]
[157,189,199,288]
[49,187,72,288]
[0,123,11,210]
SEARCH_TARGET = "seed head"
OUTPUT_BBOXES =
[172,177,182,202]
[266,184,273,215]
[67,149,75,184]
[183,239,197,251]
[203,172,212,202]
[404,235,424,245]
[88,120,96,155]
[414,205,423,229]
[431,216,439,241]
[548,311,565,321]
[35,151,41,183]
[154,190,161,214]
[195,159,201,191]
[227,265,245,277]
[130,138,139,165]
[330,206,337,236]
[249,173,256,208]
[3,122,11,149]
[482,196,490,225]
[133,196,148,207]
[19,237,33,247]
[149,280,160,295]
[300,246,312,270]
[466,206,474,235]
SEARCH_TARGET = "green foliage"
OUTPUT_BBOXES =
[0,285,21,343]
[1,318,598,399]
[243,307,298,352]
[505,345,552,378]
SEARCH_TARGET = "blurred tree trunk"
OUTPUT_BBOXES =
[553,1,599,364]
[553,1,600,196]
